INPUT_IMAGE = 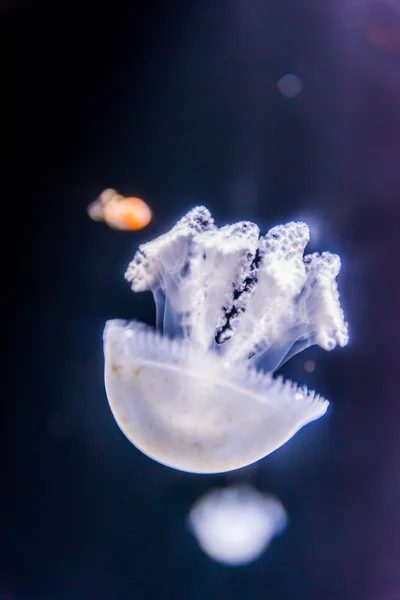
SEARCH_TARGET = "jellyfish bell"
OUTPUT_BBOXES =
[104,206,349,474]
[105,321,330,473]
[188,485,288,566]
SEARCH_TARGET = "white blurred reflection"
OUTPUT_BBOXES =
[188,485,287,566]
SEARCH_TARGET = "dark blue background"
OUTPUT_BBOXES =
[4,1,400,598]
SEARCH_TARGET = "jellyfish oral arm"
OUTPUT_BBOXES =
[126,210,348,369]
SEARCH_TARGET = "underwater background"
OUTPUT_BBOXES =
[4,0,400,598]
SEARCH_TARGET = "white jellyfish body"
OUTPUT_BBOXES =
[104,206,348,473]
[188,485,288,566]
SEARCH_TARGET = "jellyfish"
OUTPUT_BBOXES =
[104,206,349,473]
[188,485,287,566]
[87,188,152,231]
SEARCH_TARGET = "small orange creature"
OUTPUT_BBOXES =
[87,189,152,231]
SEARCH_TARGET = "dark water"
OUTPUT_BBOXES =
[4,0,400,598]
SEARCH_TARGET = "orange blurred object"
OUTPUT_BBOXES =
[87,189,152,231]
